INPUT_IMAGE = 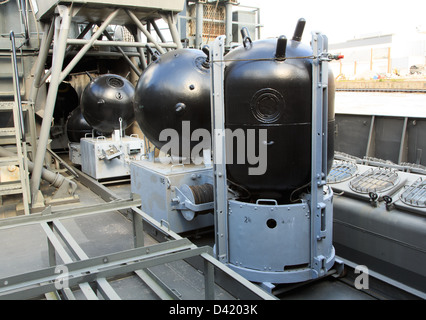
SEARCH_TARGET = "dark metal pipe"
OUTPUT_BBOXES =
[292,18,306,41]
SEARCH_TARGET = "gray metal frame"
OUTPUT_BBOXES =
[0,192,274,300]
[28,3,185,208]
[310,32,331,276]
[209,35,228,264]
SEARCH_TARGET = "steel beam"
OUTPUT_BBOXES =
[51,219,121,300]
[210,35,229,264]
[65,38,178,49]
[310,32,330,276]
[0,238,205,300]
[162,12,183,49]
[30,5,73,204]
[40,221,100,300]
[195,2,203,48]
[125,9,166,55]
[0,194,141,230]
[28,20,55,157]
[101,29,141,77]
[134,268,179,300]
[59,9,120,83]
[0,201,275,300]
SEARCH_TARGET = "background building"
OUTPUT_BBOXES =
[329,28,426,79]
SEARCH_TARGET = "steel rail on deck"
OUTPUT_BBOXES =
[0,194,275,300]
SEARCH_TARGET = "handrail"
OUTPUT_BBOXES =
[9,30,26,143]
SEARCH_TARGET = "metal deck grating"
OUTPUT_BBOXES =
[400,177,426,208]
[349,167,399,194]
[327,160,358,183]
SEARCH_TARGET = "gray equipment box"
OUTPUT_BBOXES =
[130,160,214,233]
[80,135,144,180]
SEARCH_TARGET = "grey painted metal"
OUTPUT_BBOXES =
[210,36,229,264]
[32,0,185,21]
[130,160,214,233]
[65,38,179,48]
[0,232,230,300]
[5,32,31,215]
[329,34,393,50]
[59,9,120,83]
[40,22,92,86]
[30,5,72,204]
[101,29,141,77]
[200,252,277,300]
[29,20,54,105]
[1,192,267,300]
[131,206,276,300]
[366,115,376,158]
[10,32,25,142]
[0,2,39,104]
[75,166,124,202]
[195,2,204,49]
[227,200,311,283]
[126,9,166,55]
[28,21,54,157]
[0,194,141,230]
[333,194,426,298]
[134,32,148,70]
[79,136,144,180]
[132,209,145,248]
[150,18,168,47]
[398,117,408,164]
[329,159,425,298]
[204,256,215,300]
[0,238,200,299]
[51,219,122,300]
[162,12,183,50]
[40,221,101,300]
[310,32,334,278]
[134,268,178,300]
[226,190,335,284]
[335,114,426,167]
[0,146,77,199]
[329,160,426,214]
[225,2,234,48]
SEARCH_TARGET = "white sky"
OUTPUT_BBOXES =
[238,0,426,43]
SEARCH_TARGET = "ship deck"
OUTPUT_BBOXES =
[0,155,421,301]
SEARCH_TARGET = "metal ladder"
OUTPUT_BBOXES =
[0,32,31,215]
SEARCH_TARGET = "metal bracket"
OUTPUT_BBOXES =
[210,35,229,264]
[101,144,122,160]
[310,32,330,275]
[319,52,344,62]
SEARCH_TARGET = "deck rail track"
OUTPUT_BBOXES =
[0,192,275,300]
